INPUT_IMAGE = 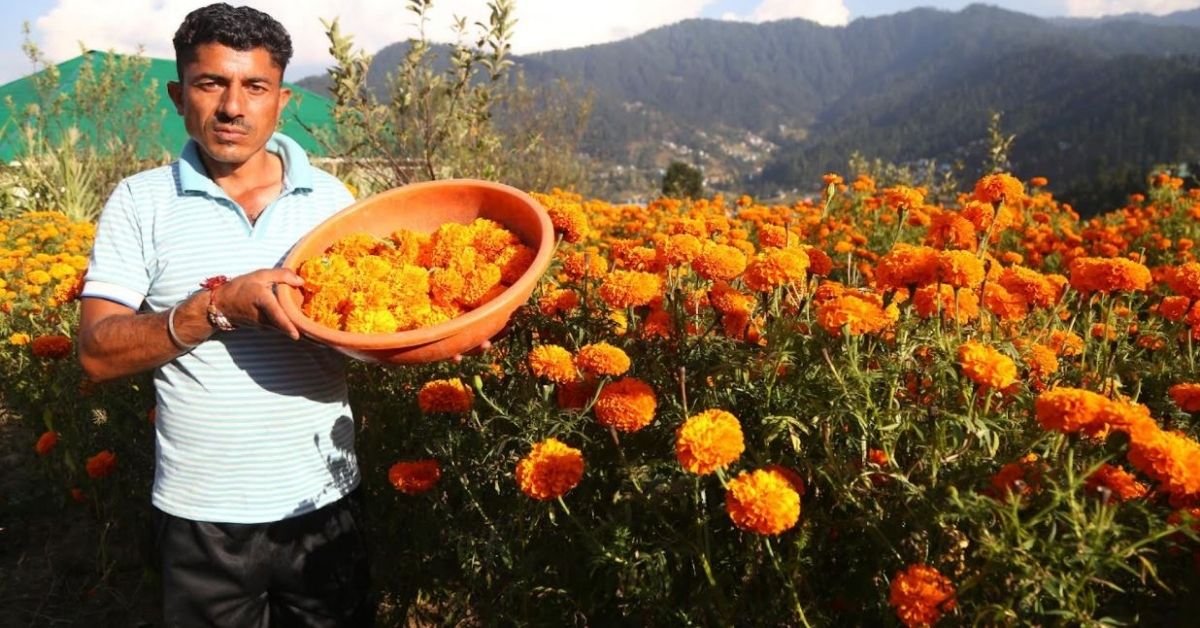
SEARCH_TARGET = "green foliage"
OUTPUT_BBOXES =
[662,161,703,200]
[3,26,167,220]
[317,0,591,195]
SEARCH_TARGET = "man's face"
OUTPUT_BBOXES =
[167,43,291,168]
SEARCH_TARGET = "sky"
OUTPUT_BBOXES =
[1,0,1198,85]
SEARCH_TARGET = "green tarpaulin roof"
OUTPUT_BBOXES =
[0,50,335,161]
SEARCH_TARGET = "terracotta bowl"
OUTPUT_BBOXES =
[278,179,554,364]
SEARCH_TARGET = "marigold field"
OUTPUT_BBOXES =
[7,172,1200,625]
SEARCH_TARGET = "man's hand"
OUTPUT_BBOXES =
[210,269,305,340]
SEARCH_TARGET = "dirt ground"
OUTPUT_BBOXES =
[0,412,159,628]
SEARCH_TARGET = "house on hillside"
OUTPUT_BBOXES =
[0,50,337,162]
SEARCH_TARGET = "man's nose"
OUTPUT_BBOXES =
[218,85,245,119]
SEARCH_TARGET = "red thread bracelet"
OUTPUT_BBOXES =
[201,275,236,331]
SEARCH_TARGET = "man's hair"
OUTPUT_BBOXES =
[172,3,293,80]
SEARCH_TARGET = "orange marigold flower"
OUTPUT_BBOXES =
[1170,383,1200,413]
[562,251,608,281]
[31,334,72,359]
[757,224,793,249]
[1127,426,1200,501]
[35,430,59,456]
[1019,341,1059,381]
[889,564,957,628]
[417,378,474,414]
[1068,257,1152,294]
[594,377,657,432]
[599,270,662,309]
[1085,464,1148,502]
[875,244,939,290]
[640,308,675,340]
[998,266,1059,308]
[575,342,631,377]
[515,437,585,500]
[743,247,809,292]
[659,233,704,266]
[528,345,578,384]
[556,379,598,410]
[1167,263,1200,300]
[883,185,926,209]
[388,459,441,495]
[936,250,984,288]
[675,409,745,475]
[925,211,977,251]
[692,242,748,281]
[85,450,117,479]
[1034,387,1109,434]
[803,247,834,276]
[1159,295,1191,322]
[982,282,1028,321]
[9,332,31,345]
[725,468,802,535]
[973,173,1026,205]
[914,285,980,324]
[538,287,580,316]
[545,202,588,243]
[1046,330,1084,357]
[709,281,754,315]
[986,453,1042,500]
[956,341,1017,389]
[816,293,896,336]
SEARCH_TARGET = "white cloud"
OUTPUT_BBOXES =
[32,0,723,79]
[742,0,850,25]
[1064,0,1200,16]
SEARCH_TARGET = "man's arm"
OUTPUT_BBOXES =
[79,268,305,383]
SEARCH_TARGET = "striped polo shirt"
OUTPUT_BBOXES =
[83,133,359,523]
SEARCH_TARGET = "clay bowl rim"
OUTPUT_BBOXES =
[277,178,554,351]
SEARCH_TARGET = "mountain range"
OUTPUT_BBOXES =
[298,3,1200,212]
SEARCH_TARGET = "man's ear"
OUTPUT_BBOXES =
[167,81,183,115]
[277,86,291,119]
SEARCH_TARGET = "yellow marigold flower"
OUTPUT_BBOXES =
[599,270,662,309]
[26,269,51,285]
[956,341,1016,389]
[973,172,1025,205]
[725,468,801,535]
[692,242,747,281]
[935,250,984,289]
[529,345,578,384]
[889,564,956,628]
[743,247,809,292]
[1068,257,1151,294]
[515,437,585,500]
[1085,464,1148,502]
[575,342,631,377]
[417,378,475,414]
[675,409,745,475]
[9,332,31,345]
[388,459,441,495]
[594,377,657,432]
[1170,383,1200,413]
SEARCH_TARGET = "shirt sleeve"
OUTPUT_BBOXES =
[81,179,153,310]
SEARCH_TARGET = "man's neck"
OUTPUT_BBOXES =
[199,149,284,197]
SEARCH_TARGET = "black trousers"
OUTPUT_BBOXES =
[152,489,374,628]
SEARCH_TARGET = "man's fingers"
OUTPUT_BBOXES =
[258,268,305,287]
[259,297,301,340]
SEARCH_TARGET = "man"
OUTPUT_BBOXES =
[78,4,372,626]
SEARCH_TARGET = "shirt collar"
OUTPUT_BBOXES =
[178,132,314,197]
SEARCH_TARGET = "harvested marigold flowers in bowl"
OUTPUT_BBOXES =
[278,179,554,364]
